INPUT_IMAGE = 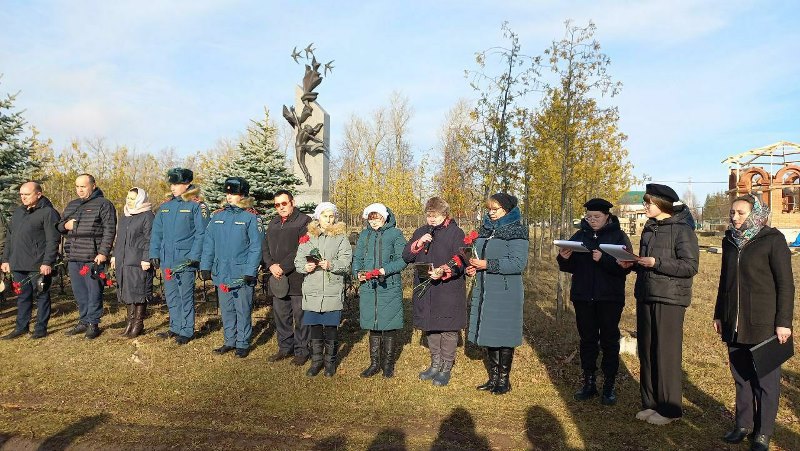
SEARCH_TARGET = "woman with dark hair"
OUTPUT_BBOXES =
[557,198,632,405]
[466,193,529,395]
[111,187,154,338]
[403,197,466,387]
[714,194,794,451]
[620,183,699,425]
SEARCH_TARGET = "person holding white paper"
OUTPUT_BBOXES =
[713,194,794,450]
[556,198,632,405]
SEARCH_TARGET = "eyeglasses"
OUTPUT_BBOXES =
[642,201,652,207]
[274,201,290,208]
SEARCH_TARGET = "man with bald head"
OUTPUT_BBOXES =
[1,182,61,339]
[57,174,117,339]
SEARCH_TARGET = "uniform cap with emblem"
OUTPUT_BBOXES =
[583,198,613,213]
[167,167,193,184]
[224,177,250,197]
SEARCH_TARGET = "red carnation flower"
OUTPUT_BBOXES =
[98,272,107,280]
[105,279,113,287]
[165,268,173,281]
[451,254,464,268]
[12,281,21,289]
[79,265,90,276]
[298,234,310,244]
[220,284,230,293]
[464,230,479,245]
[14,287,22,295]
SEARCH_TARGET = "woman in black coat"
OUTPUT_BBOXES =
[402,197,466,387]
[557,198,632,405]
[620,184,699,425]
[713,194,794,450]
[111,188,154,338]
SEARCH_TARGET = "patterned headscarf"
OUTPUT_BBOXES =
[728,193,770,249]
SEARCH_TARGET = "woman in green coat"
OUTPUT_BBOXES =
[295,202,352,377]
[352,203,408,378]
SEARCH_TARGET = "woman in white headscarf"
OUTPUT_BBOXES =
[295,202,352,377]
[111,187,154,338]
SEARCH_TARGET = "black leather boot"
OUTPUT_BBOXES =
[750,433,770,451]
[128,304,146,338]
[324,340,339,377]
[573,372,598,401]
[85,324,101,339]
[306,339,325,377]
[722,427,751,444]
[360,334,382,378]
[119,304,134,337]
[419,354,441,381]
[492,347,514,395]
[601,377,617,405]
[432,360,453,387]
[382,333,396,378]
[477,347,500,391]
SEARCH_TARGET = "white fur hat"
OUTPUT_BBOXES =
[313,202,338,220]
[362,203,389,220]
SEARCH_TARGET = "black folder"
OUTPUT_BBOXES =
[749,335,794,378]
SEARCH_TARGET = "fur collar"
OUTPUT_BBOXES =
[307,220,346,237]
[164,185,203,202]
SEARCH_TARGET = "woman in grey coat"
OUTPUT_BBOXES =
[466,193,529,395]
[111,188,154,338]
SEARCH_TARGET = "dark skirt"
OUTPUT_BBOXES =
[303,310,342,326]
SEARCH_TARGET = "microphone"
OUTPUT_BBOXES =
[423,225,434,254]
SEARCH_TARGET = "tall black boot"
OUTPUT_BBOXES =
[382,333,396,378]
[573,372,598,401]
[360,334,382,378]
[129,304,146,338]
[323,339,339,377]
[477,347,500,391]
[306,339,324,377]
[119,304,134,337]
[492,347,514,395]
[601,376,617,405]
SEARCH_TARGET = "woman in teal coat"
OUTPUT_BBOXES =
[352,203,408,378]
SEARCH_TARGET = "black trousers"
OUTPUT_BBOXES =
[728,344,782,436]
[573,300,623,379]
[272,295,309,357]
[637,302,685,419]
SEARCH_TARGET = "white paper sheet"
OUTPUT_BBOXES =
[553,240,590,253]
[599,244,638,261]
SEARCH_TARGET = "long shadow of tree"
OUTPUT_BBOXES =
[37,413,110,451]
[430,406,491,451]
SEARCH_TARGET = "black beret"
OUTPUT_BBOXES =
[224,177,250,196]
[490,192,518,212]
[645,183,679,203]
[167,168,193,184]
[583,198,613,213]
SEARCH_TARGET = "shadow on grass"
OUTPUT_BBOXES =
[251,312,276,350]
[366,428,406,451]
[525,405,571,451]
[37,413,110,451]
[312,434,346,450]
[430,406,490,451]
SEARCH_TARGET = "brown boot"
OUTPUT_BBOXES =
[128,304,146,338]
[119,304,134,337]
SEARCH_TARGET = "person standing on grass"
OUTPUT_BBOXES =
[619,184,699,426]
[201,177,263,358]
[149,168,209,345]
[1,181,61,339]
[110,187,154,339]
[352,203,408,378]
[557,198,632,405]
[295,202,351,377]
[263,189,311,365]
[58,174,117,339]
[466,193,529,396]
[402,197,467,387]
[713,193,794,451]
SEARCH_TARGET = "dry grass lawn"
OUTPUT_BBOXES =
[1,237,799,450]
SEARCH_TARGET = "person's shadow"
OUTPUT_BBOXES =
[37,413,110,451]
[367,428,407,451]
[312,434,346,450]
[525,406,571,451]
[430,406,490,451]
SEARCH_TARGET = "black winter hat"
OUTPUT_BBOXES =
[490,192,518,212]
[167,168,194,184]
[583,198,613,213]
[224,177,250,196]
[645,183,679,203]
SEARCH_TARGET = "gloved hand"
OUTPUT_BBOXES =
[200,270,212,281]
[150,258,160,270]
[187,260,200,269]
[243,275,257,287]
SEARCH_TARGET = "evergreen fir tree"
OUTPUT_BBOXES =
[0,84,39,218]
[202,109,301,216]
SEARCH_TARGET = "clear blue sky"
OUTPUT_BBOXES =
[1,0,798,203]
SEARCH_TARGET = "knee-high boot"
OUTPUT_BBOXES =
[119,304,134,337]
[360,334,382,378]
[129,304,146,338]
[324,339,339,377]
[306,339,325,377]
[492,347,514,395]
[477,347,500,391]
[382,332,397,378]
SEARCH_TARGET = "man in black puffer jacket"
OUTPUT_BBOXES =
[1,182,61,339]
[57,174,117,339]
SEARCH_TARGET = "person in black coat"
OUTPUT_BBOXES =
[402,197,467,387]
[557,198,632,405]
[57,174,117,339]
[620,184,699,425]
[0,182,61,339]
[713,194,794,451]
[111,188,154,339]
